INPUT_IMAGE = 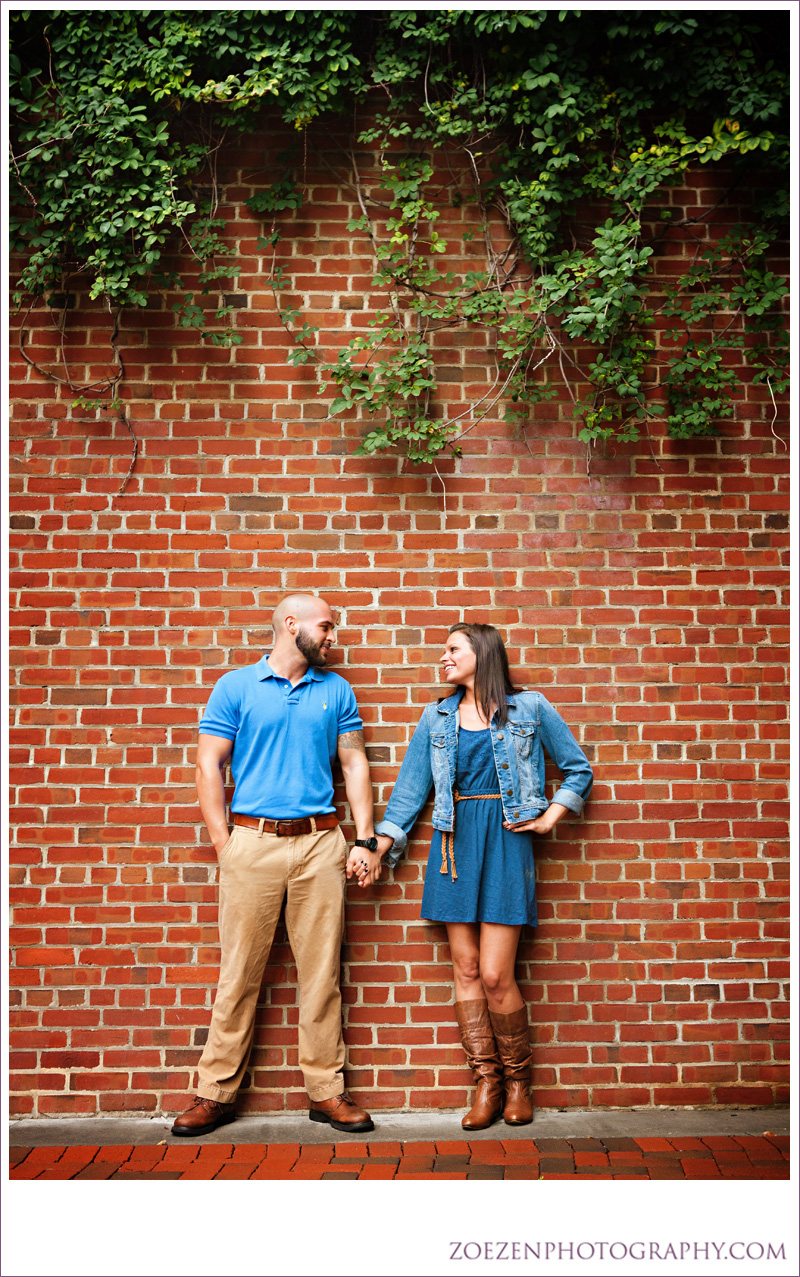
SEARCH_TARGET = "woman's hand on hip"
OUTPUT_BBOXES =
[503,816,553,835]
[503,802,569,836]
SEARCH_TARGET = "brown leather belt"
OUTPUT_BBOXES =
[233,812,339,837]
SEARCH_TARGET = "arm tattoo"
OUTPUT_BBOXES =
[337,729,366,754]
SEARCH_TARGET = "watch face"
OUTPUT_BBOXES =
[357,837,378,852]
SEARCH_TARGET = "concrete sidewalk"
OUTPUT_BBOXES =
[8,1105,790,1148]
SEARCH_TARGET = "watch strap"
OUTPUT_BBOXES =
[354,837,379,852]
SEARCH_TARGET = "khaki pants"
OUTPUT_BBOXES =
[195,822,348,1104]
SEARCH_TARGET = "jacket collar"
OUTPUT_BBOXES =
[436,685,520,717]
[436,687,464,714]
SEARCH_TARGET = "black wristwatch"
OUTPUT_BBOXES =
[354,837,379,853]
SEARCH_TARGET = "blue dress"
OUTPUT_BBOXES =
[420,728,538,926]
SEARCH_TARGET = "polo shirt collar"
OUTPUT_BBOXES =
[257,653,324,683]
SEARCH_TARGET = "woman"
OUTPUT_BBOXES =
[370,623,593,1129]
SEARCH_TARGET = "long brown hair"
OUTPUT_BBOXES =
[446,622,522,727]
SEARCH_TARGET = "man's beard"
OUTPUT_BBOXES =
[295,627,328,668]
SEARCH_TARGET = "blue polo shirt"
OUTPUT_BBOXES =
[198,654,362,818]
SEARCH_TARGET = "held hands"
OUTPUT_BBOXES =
[345,834,394,888]
[345,847,382,887]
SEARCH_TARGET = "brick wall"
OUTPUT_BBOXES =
[8,123,790,1118]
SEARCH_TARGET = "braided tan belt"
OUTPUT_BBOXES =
[440,790,502,881]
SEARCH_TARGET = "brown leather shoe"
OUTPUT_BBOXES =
[455,999,504,1130]
[308,1092,374,1133]
[490,1006,534,1125]
[171,1095,236,1137]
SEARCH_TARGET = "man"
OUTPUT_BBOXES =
[171,594,384,1136]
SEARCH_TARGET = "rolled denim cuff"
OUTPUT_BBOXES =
[374,818,407,866]
[552,786,586,816]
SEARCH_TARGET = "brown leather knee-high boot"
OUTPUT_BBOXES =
[455,999,504,1130]
[489,1006,533,1125]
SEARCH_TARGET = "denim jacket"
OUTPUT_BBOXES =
[374,686,593,868]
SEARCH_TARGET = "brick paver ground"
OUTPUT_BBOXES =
[9,1134,789,1181]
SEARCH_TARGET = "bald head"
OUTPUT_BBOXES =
[270,593,336,671]
[272,593,326,631]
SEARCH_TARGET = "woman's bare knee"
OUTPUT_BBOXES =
[482,961,519,994]
[454,953,481,984]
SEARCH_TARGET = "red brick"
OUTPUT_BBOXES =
[396,1157,435,1173]
[214,1163,259,1179]
[468,1142,507,1162]
[297,1145,333,1163]
[230,1143,268,1161]
[161,1147,199,1166]
[266,1143,302,1161]
[60,1145,101,1162]
[179,1165,221,1180]
[575,1151,610,1167]
[734,1137,784,1160]
[23,1146,67,1163]
[680,1158,722,1177]
[11,1163,49,1180]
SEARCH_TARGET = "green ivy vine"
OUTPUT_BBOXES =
[10,9,789,481]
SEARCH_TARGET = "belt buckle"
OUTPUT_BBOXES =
[275,818,297,838]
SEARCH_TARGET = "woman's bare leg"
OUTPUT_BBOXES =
[478,923,532,1123]
[445,921,484,1001]
[478,922,524,1014]
[446,922,504,1128]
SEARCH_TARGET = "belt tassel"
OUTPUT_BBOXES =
[439,791,501,881]
[441,830,458,880]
